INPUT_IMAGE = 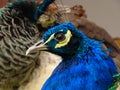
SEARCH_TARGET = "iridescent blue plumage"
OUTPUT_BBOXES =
[34,0,55,20]
[26,22,119,89]
[40,23,118,90]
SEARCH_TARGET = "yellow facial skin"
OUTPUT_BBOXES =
[44,30,72,48]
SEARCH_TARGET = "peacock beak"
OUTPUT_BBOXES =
[26,40,48,55]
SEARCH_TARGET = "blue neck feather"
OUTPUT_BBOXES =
[40,23,118,90]
[42,37,118,90]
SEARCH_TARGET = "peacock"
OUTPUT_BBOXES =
[0,0,120,89]
[0,0,50,89]
[26,22,120,90]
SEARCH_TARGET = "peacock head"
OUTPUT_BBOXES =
[26,22,93,57]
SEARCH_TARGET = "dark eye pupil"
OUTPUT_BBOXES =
[54,32,66,41]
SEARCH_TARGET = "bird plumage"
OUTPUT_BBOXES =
[0,0,41,89]
[8,0,38,22]
[1,0,119,90]
[26,22,119,90]
[0,0,64,90]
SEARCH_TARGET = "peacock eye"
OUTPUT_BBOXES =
[54,32,66,41]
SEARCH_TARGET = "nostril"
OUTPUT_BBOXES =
[35,40,44,46]
[36,42,42,46]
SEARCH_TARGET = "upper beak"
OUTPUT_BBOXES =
[26,40,48,55]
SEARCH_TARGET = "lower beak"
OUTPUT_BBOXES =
[26,40,48,55]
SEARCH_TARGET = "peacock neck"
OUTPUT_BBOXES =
[43,47,118,90]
